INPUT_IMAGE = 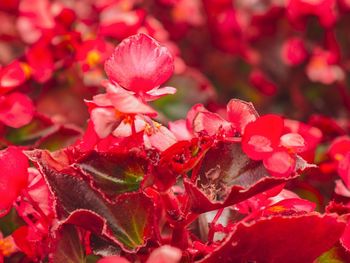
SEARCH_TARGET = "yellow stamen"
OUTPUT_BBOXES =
[86,50,101,67]
[0,237,16,256]
[20,62,32,78]
[334,153,344,161]
[268,205,286,213]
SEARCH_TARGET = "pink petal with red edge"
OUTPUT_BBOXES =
[226,99,259,135]
[144,86,177,101]
[334,179,350,197]
[105,33,174,94]
[146,245,182,263]
[186,103,208,131]
[107,91,157,116]
[263,150,296,178]
[144,126,177,151]
[168,120,193,141]
[17,168,53,217]
[328,135,350,160]
[112,116,146,137]
[337,152,350,188]
[0,61,28,92]
[193,111,232,136]
[0,92,34,128]
[280,132,306,152]
[284,119,322,150]
[242,114,284,160]
[91,107,121,139]
[92,93,113,107]
[98,256,130,263]
[100,82,157,116]
[0,147,29,216]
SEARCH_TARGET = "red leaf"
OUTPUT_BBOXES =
[27,150,154,252]
[50,224,85,263]
[75,151,147,199]
[201,213,345,263]
[184,142,298,213]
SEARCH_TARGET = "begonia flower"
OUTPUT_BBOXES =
[0,147,29,216]
[242,114,307,177]
[0,92,34,128]
[105,33,175,101]
[281,37,308,66]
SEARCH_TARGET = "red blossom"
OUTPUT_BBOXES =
[0,92,34,128]
[242,114,307,178]
[105,33,175,100]
[0,147,29,216]
[0,61,30,93]
[0,1,350,261]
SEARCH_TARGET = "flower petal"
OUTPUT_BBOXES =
[0,92,34,128]
[242,114,284,160]
[105,33,174,94]
[226,99,259,135]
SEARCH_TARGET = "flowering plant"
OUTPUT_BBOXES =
[1,0,350,262]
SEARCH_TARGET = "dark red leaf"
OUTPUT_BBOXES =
[27,150,154,252]
[184,142,298,213]
[201,213,345,263]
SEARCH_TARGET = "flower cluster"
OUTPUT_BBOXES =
[1,0,350,262]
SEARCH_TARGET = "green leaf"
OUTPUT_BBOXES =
[6,114,55,145]
[316,246,350,263]
[75,152,146,197]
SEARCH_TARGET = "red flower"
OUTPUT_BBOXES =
[0,147,29,216]
[0,92,35,128]
[328,136,350,195]
[242,114,306,177]
[0,61,30,93]
[306,48,344,85]
[88,81,156,137]
[281,37,308,66]
[105,33,175,101]
[98,256,130,263]
[190,99,259,139]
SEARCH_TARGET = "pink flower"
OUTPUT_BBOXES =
[306,48,344,85]
[88,81,157,138]
[146,245,182,263]
[105,33,176,101]
[190,99,259,139]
